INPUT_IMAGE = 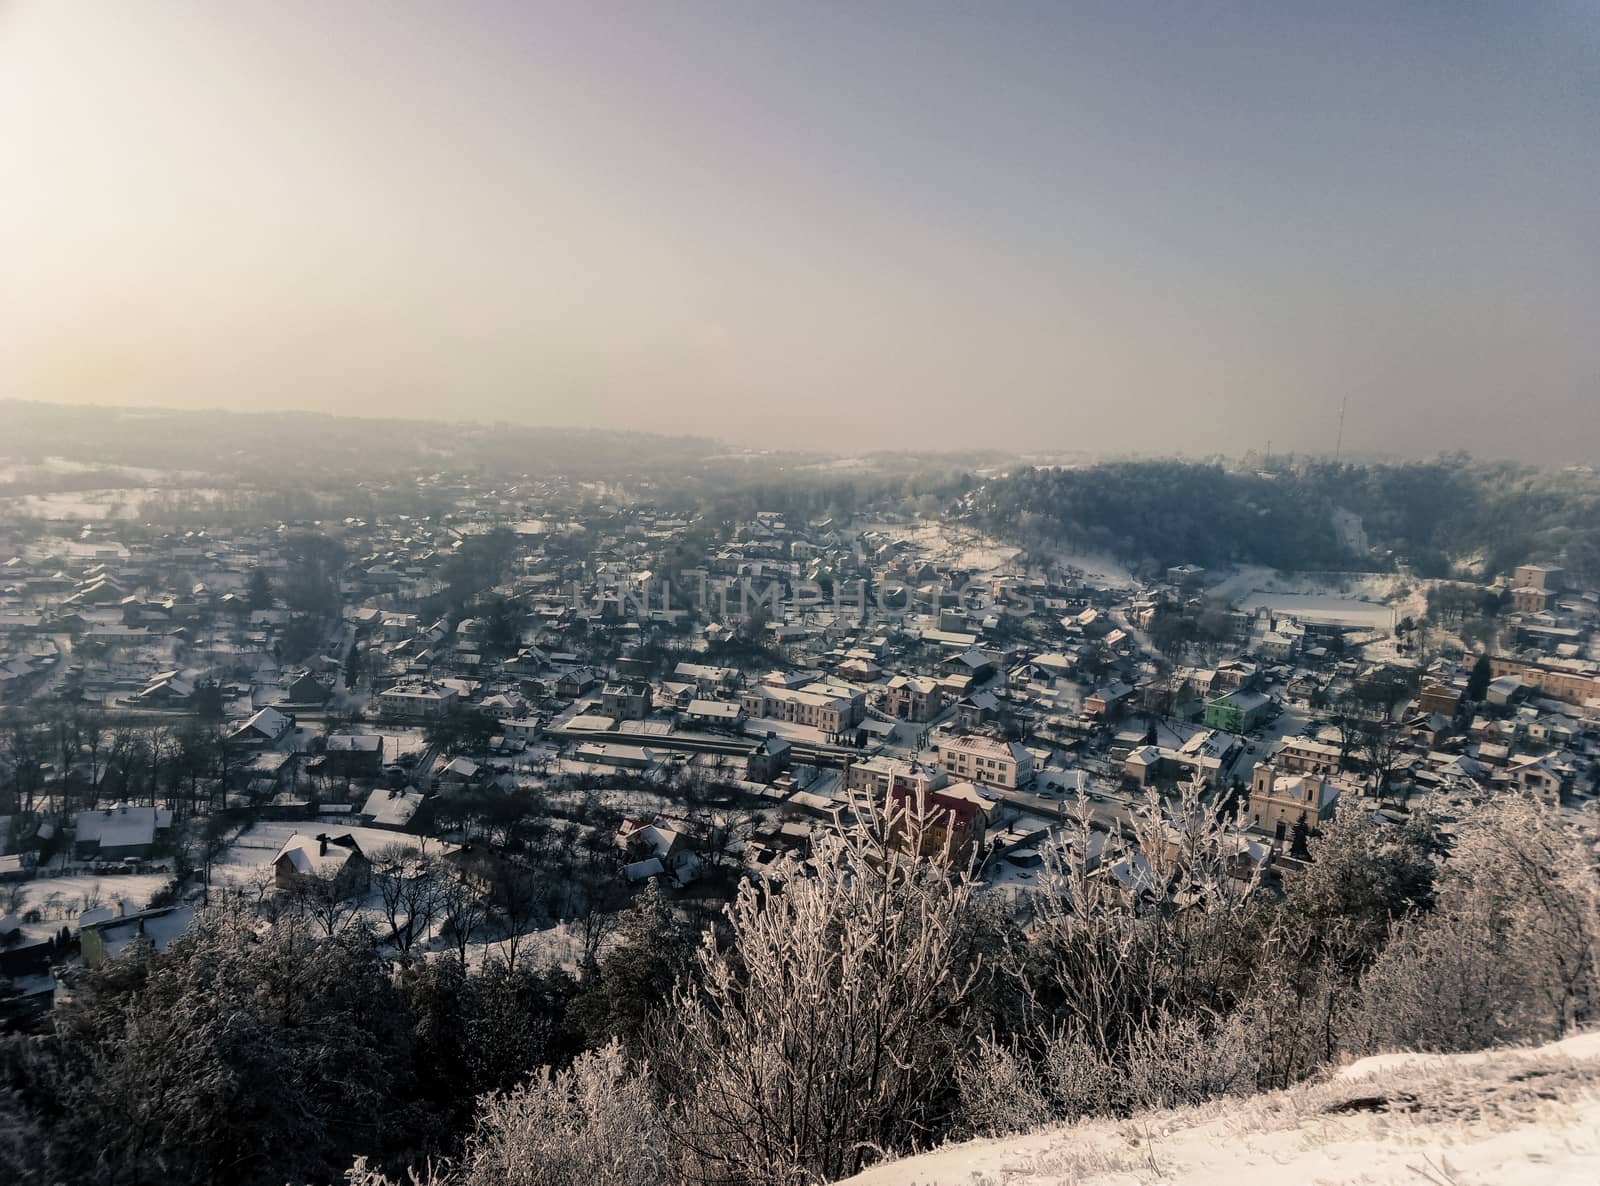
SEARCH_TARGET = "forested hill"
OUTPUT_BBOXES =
[962,457,1600,581]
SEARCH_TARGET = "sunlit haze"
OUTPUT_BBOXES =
[2,1,1596,458]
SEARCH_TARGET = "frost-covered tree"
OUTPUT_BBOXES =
[1018,777,1265,1058]
[570,883,697,1058]
[1285,795,1437,974]
[1348,794,1600,1054]
[346,1040,665,1186]
[657,792,992,1186]
[30,906,415,1186]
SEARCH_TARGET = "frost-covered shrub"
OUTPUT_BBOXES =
[1348,795,1600,1054]
[957,1010,1256,1137]
[659,792,991,1186]
[346,1041,666,1186]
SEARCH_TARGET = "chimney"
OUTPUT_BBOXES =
[317,833,328,856]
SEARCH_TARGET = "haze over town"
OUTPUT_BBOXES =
[2,2,1597,458]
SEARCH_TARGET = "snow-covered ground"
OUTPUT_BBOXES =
[904,523,1022,574]
[0,486,229,521]
[839,1032,1600,1186]
[1237,591,1398,629]
[1207,566,1414,603]
[7,871,175,941]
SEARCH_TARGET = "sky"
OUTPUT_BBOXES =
[1,2,1596,460]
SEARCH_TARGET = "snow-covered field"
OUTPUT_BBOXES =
[1237,591,1398,629]
[904,523,1022,573]
[0,486,229,521]
[7,871,175,940]
[1207,566,1414,603]
[839,1032,1600,1186]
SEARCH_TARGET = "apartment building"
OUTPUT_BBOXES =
[1273,736,1343,777]
[376,682,460,719]
[1487,657,1600,706]
[740,681,864,737]
[936,733,1033,790]
[843,755,948,798]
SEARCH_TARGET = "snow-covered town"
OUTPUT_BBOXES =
[5,4,1599,1182]
[3,435,1597,1018]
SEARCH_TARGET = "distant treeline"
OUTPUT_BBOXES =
[0,401,726,486]
[964,455,1600,580]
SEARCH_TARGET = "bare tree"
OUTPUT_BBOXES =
[489,863,548,970]
[440,874,489,967]
[375,845,444,953]
[286,870,364,937]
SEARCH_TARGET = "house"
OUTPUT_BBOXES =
[132,671,196,706]
[556,667,599,698]
[377,682,460,719]
[617,818,700,885]
[674,662,742,693]
[285,672,332,704]
[80,903,195,968]
[1121,730,1240,790]
[273,832,371,894]
[1508,752,1569,804]
[227,706,294,748]
[746,733,792,783]
[741,682,863,738]
[573,742,654,770]
[323,733,385,778]
[844,755,947,798]
[941,649,997,682]
[74,804,171,860]
[1485,675,1526,707]
[501,716,543,742]
[1513,563,1566,591]
[890,779,990,860]
[957,690,1001,730]
[437,756,481,785]
[683,698,746,728]
[1512,586,1556,614]
[1273,736,1343,777]
[936,733,1033,790]
[1417,683,1461,718]
[478,691,529,720]
[1085,682,1134,720]
[884,674,944,723]
[1025,652,1076,684]
[359,785,426,829]
[600,680,652,720]
[0,935,54,1022]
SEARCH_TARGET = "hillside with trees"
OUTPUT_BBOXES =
[964,456,1600,581]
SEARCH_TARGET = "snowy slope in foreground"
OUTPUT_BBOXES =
[841,1033,1600,1186]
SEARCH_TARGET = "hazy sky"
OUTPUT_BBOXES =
[2,2,1596,459]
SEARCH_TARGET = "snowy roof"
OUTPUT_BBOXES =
[76,805,170,849]
[360,786,424,827]
[274,832,365,877]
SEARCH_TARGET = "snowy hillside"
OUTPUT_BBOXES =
[839,1033,1600,1186]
